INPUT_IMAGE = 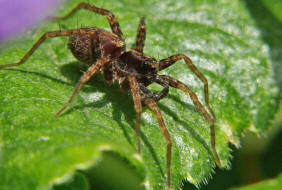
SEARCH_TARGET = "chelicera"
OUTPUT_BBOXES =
[0,3,221,188]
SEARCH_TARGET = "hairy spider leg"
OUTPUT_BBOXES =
[158,75,221,167]
[56,58,109,116]
[158,54,216,120]
[51,2,125,43]
[128,76,142,153]
[144,98,172,188]
[0,28,97,69]
[134,17,146,53]
[139,79,169,102]
[131,78,169,153]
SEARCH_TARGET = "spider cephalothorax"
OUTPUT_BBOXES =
[0,3,221,188]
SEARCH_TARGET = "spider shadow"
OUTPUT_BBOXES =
[59,61,166,178]
[2,68,70,86]
[2,62,164,177]
[159,94,214,160]
[4,63,213,174]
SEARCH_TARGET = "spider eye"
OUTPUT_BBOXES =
[145,58,156,65]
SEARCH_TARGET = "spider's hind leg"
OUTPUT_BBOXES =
[133,17,146,53]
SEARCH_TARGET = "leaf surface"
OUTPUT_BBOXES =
[0,0,278,189]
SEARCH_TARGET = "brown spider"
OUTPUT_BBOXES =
[0,3,221,188]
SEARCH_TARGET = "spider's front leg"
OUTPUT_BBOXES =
[158,54,216,120]
[157,75,221,167]
[51,2,125,42]
[129,77,171,188]
[128,75,169,153]
[128,76,142,153]
[0,28,96,69]
[144,98,172,189]
[139,78,169,102]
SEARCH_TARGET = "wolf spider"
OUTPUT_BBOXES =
[0,3,221,188]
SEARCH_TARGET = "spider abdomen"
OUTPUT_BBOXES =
[68,34,97,64]
[68,27,125,65]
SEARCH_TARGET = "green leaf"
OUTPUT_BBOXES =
[230,173,282,190]
[262,0,282,22]
[0,0,279,189]
[53,152,144,190]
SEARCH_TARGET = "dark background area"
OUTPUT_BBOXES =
[183,126,282,190]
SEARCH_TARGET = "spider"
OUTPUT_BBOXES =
[0,3,221,188]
